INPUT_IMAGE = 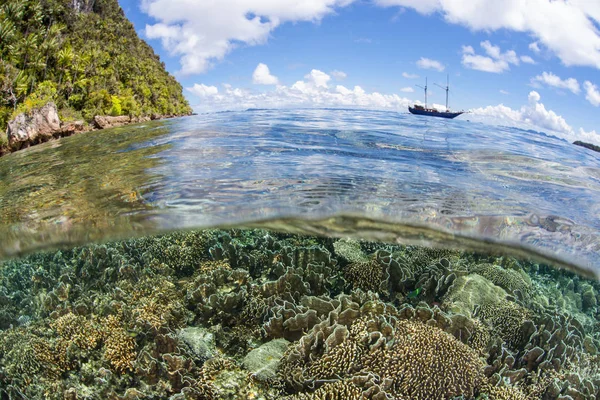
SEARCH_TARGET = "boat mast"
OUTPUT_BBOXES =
[435,74,450,110]
[416,77,428,108]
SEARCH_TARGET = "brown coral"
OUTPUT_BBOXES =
[130,276,187,331]
[363,319,485,399]
[344,260,386,293]
[102,315,136,373]
[476,302,531,348]
[50,312,102,371]
[285,380,363,399]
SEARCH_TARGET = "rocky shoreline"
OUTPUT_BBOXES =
[0,102,192,158]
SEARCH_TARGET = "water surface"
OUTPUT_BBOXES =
[0,109,599,277]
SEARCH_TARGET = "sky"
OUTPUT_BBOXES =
[118,0,600,145]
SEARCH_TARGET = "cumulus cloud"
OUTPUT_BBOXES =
[402,72,419,79]
[499,90,509,95]
[373,0,600,69]
[252,63,279,85]
[531,72,580,94]
[187,68,413,112]
[188,83,219,97]
[400,87,414,92]
[584,81,600,106]
[461,41,520,73]
[520,55,535,64]
[470,90,600,145]
[141,0,356,74]
[416,57,445,71]
[331,70,347,80]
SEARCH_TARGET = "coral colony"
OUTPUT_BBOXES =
[0,229,598,399]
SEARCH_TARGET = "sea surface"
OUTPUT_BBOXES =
[0,109,600,399]
[0,108,599,276]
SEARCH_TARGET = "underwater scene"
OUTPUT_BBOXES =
[0,229,599,399]
[1,109,600,399]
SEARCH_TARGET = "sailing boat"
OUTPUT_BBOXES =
[408,75,464,119]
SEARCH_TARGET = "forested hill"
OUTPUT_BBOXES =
[0,0,192,131]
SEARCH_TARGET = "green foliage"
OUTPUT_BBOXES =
[109,95,121,116]
[13,80,57,117]
[0,0,192,132]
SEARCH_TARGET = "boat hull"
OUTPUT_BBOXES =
[408,106,464,119]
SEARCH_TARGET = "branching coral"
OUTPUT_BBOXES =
[102,315,136,373]
[363,319,484,399]
[344,259,387,294]
[476,302,531,349]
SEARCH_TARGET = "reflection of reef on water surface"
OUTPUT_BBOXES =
[0,230,599,399]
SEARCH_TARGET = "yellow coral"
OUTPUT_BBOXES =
[363,319,484,399]
[102,315,136,373]
[344,260,385,293]
[286,380,362,399]
[50,312,102,371]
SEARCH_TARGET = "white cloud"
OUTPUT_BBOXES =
[584,81,600,106]
[499,90,509,95]
[252,63,279,85]
[520,55,535,64]
[354,38,372,43]
[470,90,600,145]
[141,0,357,74]
[188,68,413,112]
[529,41,541,54]
[301,69,331,89]
[416,57,445,71]
[331,70,347,80]
[373,0,600,69]
[400,87,414,92]
[461,45,474,55]
[531,72,580,94]
[402,72,419,79]
[461,41,520,73]
[188,83,219,97]
[188,70,600,146]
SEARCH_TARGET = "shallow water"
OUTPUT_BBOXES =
[0,229,598,399]
[1,110,600,399]
[0,109,599,277]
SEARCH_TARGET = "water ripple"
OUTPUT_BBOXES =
[0,109,599,277]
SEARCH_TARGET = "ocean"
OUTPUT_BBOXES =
[0,109,598,399]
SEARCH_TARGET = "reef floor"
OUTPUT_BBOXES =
[0,229,598,399]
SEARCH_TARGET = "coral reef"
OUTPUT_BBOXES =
[0,228,598,399]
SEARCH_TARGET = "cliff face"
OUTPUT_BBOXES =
[0,0,192,140]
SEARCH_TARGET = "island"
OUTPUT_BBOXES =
[0,0,192,156]
[573,140,600,154]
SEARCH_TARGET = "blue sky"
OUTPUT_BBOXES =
[118,0,600,144]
